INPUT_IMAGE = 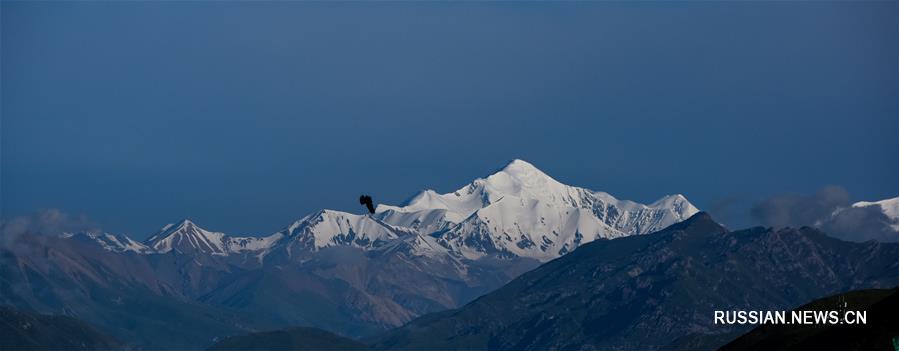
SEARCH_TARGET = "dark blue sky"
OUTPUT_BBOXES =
[2,2,897,237]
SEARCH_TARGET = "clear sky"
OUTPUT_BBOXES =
[2,1,897,238]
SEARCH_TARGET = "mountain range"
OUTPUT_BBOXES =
[4,160,897,350]
[67,159,699,262]
[202,212,899,351]
[368,213,899,350]
[0,160,700,349]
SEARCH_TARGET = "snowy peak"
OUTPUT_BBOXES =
[381,159,697,222]
[282,209,407,251]
[650,194,691,208]
[375,159,700,261]
[487,159,564,193]
[383,190,451,213]
[148,219,197,242]
[379,159,571,223]
[145,219,230,254]
[59,159,701,262]
[143,219,282,256]
[500,158,544,174]
[475,159,570,207]
[63,231,152,254]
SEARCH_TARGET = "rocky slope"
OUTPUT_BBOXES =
[371,213,899,351]
[0,306,128,351]
[1,160,698,349]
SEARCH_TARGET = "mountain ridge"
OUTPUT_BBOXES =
[72,159,699,263]
[369,212,899,350]
[2,160,703,349]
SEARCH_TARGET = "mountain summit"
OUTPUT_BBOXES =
[377,159,699,261]
[5,160,703,347]
[71,160,698,263]
[144,219,279,256]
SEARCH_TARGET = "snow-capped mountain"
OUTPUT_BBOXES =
[26,163,899,348]
[67,160,698,262]
[378,159,699,261]
[62,231,152,254]
[144,219,281,256]
[29,159,703,345]
[277,209,414,251]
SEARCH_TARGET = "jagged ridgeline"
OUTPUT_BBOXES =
[369,213,899,351]
[79,159,701,261]
[1,160,698,350]
[203,213,899,351]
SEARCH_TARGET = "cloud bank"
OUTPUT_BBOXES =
[0,208,99,247]
[751,186,898,242]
